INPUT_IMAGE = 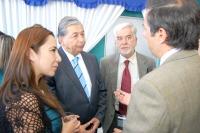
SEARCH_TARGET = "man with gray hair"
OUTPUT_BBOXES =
[47,16,106,132]
[100,22,155,133]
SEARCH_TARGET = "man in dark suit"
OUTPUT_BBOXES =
[100,22,155,133]
[48,16,106,133]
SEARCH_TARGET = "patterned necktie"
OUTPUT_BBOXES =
[119,60,131,116]
[72,56,90,99]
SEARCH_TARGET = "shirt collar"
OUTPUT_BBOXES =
[119,51,136,65]
[61,47,81,62]
[160,48,180,65]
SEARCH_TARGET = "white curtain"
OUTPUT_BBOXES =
[0,0,124,51]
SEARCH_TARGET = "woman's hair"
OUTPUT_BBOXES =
[0,25,64,115]
[0,34,15,71]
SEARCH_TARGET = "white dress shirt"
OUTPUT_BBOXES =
[117,52,139,91]
[160,48,180,66]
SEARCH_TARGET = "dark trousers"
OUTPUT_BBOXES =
[107,112,118,133]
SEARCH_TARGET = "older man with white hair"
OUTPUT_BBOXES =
[100,22,155,133]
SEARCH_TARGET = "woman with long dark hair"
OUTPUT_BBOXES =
[0,25,80,133]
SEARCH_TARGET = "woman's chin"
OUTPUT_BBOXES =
[46,71,56,77]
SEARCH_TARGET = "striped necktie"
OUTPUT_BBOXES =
[72,56,90,99]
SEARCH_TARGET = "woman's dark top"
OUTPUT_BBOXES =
[44,106,62,133]
[0,92,62,133]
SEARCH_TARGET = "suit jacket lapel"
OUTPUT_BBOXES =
[136,52,148,79]
[110,54,119,91]
[110,54,120,108]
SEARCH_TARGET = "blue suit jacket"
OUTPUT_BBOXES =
[47,48,106,124]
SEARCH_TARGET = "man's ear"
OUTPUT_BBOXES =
[29,48,37,62]
[157,27,167,44]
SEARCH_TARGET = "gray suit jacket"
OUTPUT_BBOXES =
[47,48,106,124]
[124,50,200,133]
[100,52,155,133]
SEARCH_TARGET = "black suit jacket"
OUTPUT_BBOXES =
[47,48,106,124]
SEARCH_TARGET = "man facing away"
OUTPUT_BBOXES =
[100,22,155,133]
[124,0,200,132]
[47,16,106,133]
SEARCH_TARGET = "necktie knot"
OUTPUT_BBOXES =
[124,60,129,67]
[73,56,79,64]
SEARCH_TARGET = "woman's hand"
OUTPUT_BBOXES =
[61,115,80,133]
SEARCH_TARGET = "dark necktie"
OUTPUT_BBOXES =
[119,60,131,116]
